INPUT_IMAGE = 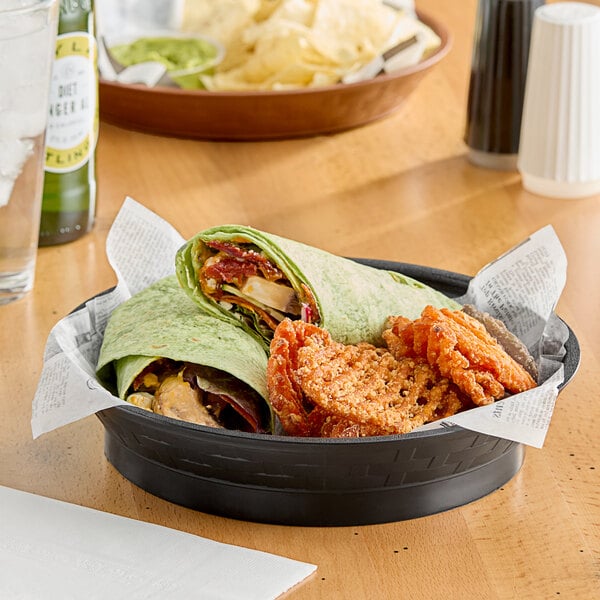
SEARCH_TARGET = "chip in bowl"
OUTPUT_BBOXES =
[181,0,441,90]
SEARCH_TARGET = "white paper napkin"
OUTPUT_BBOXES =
[0,486,316,600]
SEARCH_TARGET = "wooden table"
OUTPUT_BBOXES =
[2,1,599,597]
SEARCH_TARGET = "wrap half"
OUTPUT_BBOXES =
[175,225,460,346]
[96,275,273,433]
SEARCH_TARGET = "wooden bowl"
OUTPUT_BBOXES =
[98,11,451,140]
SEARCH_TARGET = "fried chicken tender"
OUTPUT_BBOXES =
[267,319,467,437]
[383,305,537,406]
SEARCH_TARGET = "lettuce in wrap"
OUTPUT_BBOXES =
[175,225,460,346]
[96,275,273,433]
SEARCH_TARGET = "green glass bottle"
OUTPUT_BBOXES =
[39,0,97,246]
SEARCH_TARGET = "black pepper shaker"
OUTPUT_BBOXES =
[465,0,544,170]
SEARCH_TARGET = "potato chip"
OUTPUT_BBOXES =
[254,0,286,21]
[181,0,260,69]
[309,0,400,65]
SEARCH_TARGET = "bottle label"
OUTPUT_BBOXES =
[45,31,98,174]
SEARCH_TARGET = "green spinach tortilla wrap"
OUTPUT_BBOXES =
[175,225,460,346]
[96,275,273,433]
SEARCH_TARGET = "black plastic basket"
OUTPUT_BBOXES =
[96,261,580,526]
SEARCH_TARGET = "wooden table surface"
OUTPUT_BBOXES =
[2,1,599,597]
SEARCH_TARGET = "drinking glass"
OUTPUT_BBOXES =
[0,0,58,304]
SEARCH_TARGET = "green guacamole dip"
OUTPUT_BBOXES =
[110,36,220,89]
